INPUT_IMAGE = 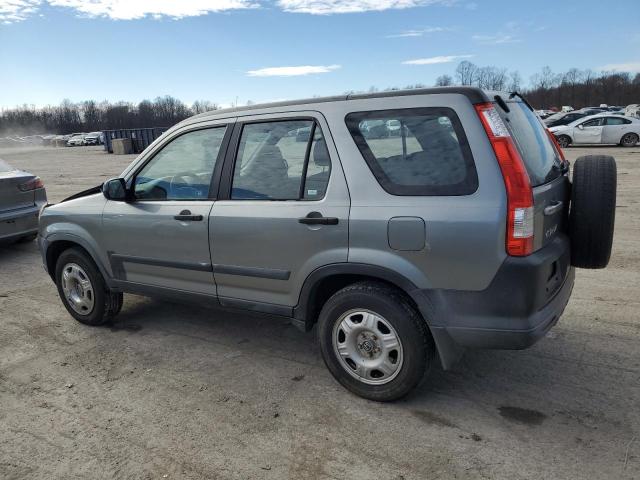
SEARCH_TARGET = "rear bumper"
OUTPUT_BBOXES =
[414,235,574,367]
[0,204,42,242]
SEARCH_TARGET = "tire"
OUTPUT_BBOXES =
[317,281,434,402]
[54,247,123,325]
[620,132,638,147]
[569,155,616,269]
[557,135,571,148]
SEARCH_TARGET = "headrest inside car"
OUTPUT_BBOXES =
[313,138,330,167]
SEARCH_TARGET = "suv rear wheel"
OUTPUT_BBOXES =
[55,248,123,325]
[317,281,434,402]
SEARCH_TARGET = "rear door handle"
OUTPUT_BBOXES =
[174,209,203,221]
[298,211,339,225]
[544,201,563,216]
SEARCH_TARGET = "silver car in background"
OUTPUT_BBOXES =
[549,114,640,147]
[0,159,47,244]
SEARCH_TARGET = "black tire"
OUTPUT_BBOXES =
[569,155,616,269]
[620,132,639,147]
[557,135,571,148]
[317,281,434,402]
[54,247,123,326]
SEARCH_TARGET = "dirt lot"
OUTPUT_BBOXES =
[1,145,639,480]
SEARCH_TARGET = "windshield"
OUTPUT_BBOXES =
[544,112,564,123]
[501,101,562,186]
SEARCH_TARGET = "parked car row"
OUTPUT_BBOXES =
[62,132,104,147]
[536,104,629,120]
[0,132,105,147]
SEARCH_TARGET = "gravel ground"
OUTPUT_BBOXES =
[0,145,639,480]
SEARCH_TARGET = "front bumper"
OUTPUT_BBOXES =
[414,235,574,367]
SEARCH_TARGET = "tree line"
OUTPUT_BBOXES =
[2,63,639,136]
[445,61,640,109]
[0,96,218,136]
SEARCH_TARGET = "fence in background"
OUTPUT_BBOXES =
[103,127,168,154]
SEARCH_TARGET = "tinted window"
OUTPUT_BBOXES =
[134,127,226,200]
[345,108,477,196]
[581,118,603,127]
[501,102,561,186]
[605,117,630,125]
[231,120,330,200]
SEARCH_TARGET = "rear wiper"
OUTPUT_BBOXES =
[509,91,534,112]
[494,95,510,113]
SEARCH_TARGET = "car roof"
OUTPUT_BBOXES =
[184,86,494,124]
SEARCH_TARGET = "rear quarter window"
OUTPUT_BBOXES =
[345,108,478,196]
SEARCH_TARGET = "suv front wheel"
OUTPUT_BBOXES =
[55,248,123,326]
[317,282,434,402]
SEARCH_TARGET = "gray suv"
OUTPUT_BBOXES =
[38,87,616,401]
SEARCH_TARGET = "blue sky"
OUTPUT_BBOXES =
[0,0,638,108]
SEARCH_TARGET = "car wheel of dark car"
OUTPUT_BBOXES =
[569,155,616,269]
[620,133,639,147]
[317,281,434,402]
[557,135,571,148]
[55,247,123,325]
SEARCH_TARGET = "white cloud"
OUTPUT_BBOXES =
[0,0,41,24]
[247,64,341,77]
[2,0,458,22]
[47,0,257,20]
[472,34,520,45]
[599,61,640,73]
[277,0,454,15]
[386,26,449,38]
[0,0,256,22]
[402,54,473,65]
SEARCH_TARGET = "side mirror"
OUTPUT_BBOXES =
[577,124,584,130]
[102,178,129,201]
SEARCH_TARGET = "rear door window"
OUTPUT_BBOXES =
[345,108,477,196]
[231,120,331,200]
[500,101,562,186]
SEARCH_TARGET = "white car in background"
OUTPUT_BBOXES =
[549,114,640,148]
[66,134,87,146]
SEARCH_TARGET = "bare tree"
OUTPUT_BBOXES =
[192,100,219,114]
[435,74,453,86]
[455,60,477,86]
[508,71,522,91]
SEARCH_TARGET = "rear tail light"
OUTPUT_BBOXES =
[18,177,44,192]
[475,102,534,256]
[546,128,567,163]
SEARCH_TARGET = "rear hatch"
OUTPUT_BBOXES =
[0,160,36,213]
[496,98,570,252]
